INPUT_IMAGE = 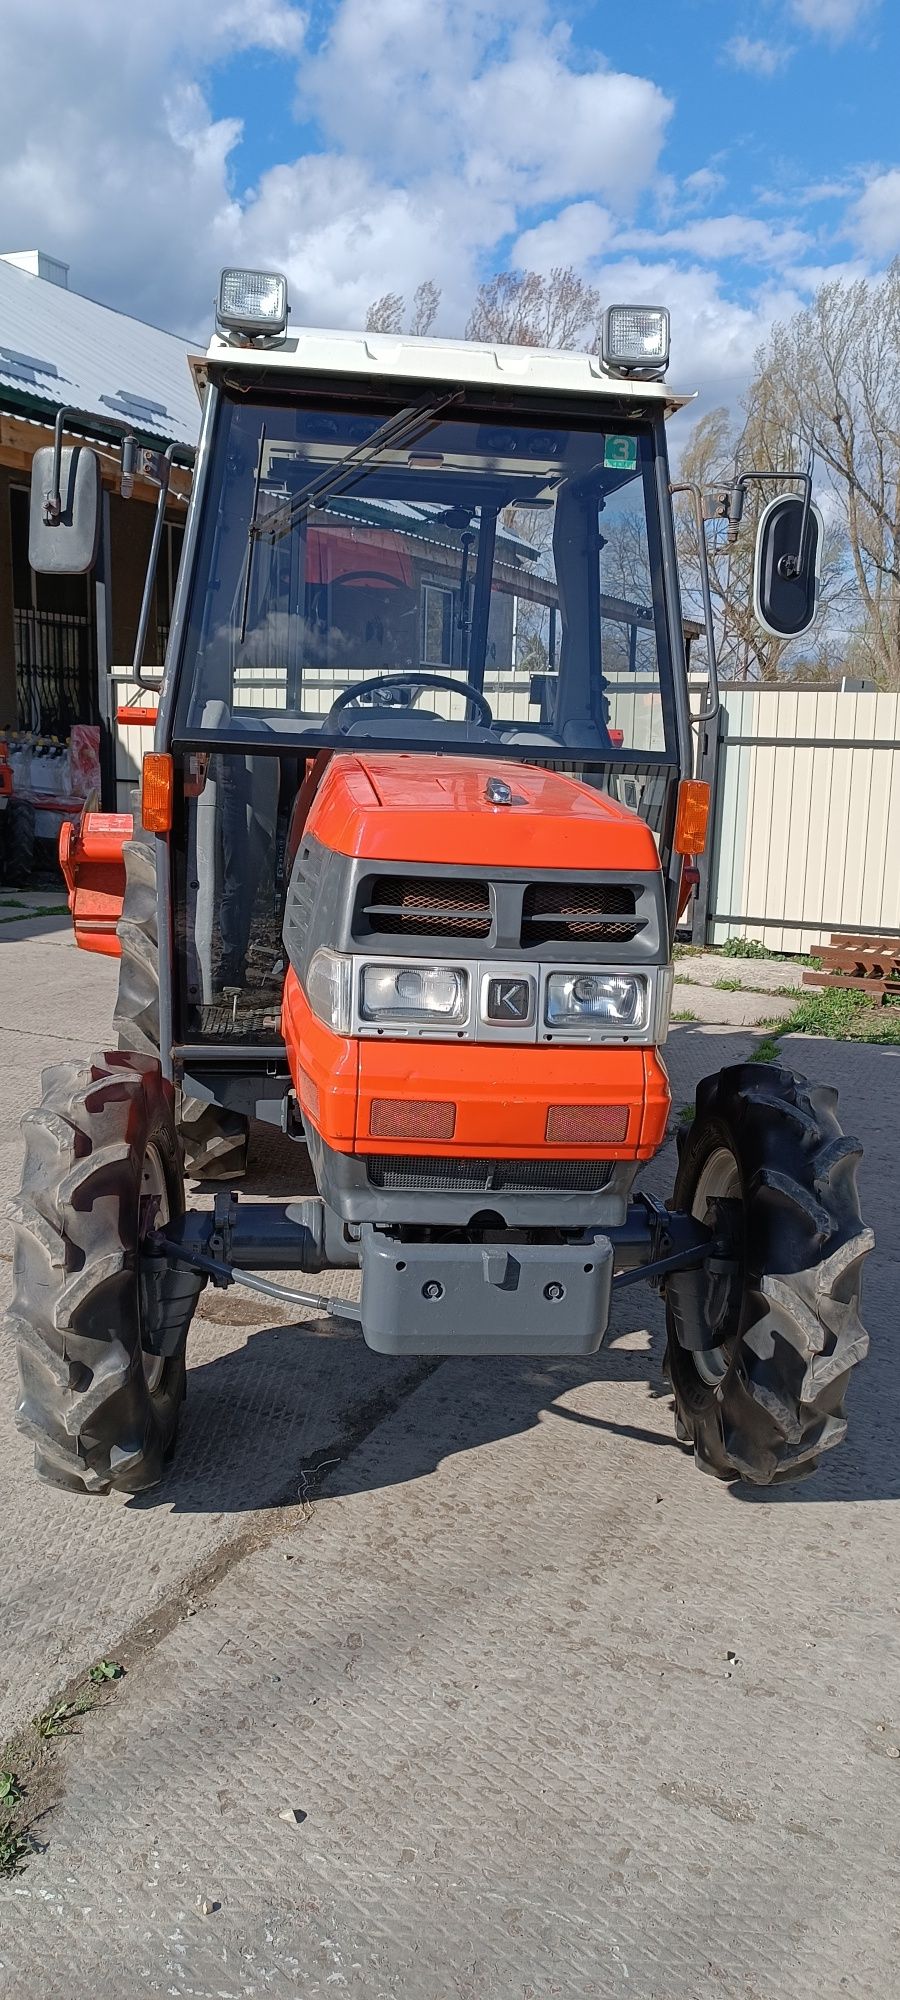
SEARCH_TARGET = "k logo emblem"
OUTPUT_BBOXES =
[486,977,532,1023]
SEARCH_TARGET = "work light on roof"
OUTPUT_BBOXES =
[602,305,670,379]
[216,268,289,342]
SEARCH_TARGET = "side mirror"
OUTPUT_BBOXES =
[753,493,822,640]
[29,443,102,574]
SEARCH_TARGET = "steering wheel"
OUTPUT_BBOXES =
[326,672,495,730]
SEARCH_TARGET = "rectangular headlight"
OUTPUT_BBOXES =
[360,963,470,1027]
[217,268,289,338]
[544,972,649,1033]
[602,305,670,376]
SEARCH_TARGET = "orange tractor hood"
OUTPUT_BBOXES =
[306,753,660,872]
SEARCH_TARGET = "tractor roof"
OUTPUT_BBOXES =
[193,325,693,419]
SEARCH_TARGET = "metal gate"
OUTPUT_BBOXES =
[14,608,98,736]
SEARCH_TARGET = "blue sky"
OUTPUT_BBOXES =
[1,0,898,412]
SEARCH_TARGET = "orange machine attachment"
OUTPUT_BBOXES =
[58,809,133,956]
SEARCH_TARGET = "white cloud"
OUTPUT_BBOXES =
[0,0,672,337]
[304,5,672,211]
[513,203,614,273]
[586,256,806,415]
[850,169,900,258]
[724,35,792,77]
[230,153,516,332]
[790,0,879,39]
[0,0,307,332]
[615,216,809,267]
[683,167,727,207]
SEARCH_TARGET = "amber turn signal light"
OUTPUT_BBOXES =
[673,778,710,856]
[370,1099,456,1141]
[141,753,174,833]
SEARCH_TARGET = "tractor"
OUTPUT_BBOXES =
[10,274,872,1495]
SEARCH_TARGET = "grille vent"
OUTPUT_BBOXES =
[365,1155,614,1194]
[521,881,641,946]
[364,876,491,939]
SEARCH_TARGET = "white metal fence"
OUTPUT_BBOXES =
[113,671,900,959]
[701,686,900,955]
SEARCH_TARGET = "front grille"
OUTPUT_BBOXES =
[521,881,641,946]
[364,1154,615,1194]
[364,875,491,939]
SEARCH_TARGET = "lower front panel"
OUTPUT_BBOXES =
[359,1227,614,1357]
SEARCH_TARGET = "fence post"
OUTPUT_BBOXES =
[93,492,116,811]
[691,699,722,945]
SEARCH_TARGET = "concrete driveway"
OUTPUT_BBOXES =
[0,915,897,1999]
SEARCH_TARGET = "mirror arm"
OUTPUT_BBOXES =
[728,464,814,578]
[133,444,176,693]
[42,406,76,525]
[670,481,719,725]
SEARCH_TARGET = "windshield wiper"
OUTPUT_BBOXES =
[249,390,463,547]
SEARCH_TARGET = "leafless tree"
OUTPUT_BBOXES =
[675,395,850,684]
[365,292,405,334]
[364,282,443,337]
[466,266,600,350]
[410,280,441,337]
[757,262,900,685]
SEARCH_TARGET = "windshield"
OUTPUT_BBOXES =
[174,392,677,762]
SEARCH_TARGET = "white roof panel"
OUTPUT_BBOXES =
[205,324,693,416]
[0,258,199,450]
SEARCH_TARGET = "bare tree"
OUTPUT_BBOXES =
[466,266,600,350]
[410,279,441,337]
[675,394,850,684]
[365,292,405,334]
[757,262,900,684]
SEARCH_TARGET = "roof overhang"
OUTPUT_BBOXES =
[191,326,695,419]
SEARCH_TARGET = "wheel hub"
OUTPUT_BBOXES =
[139,1143,170,1393]
[690,1147,742,1387]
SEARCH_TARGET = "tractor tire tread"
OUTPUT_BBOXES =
[666,1062,871,1487]
[9,1053,191,1495]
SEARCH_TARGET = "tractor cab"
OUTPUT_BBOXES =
[162,300,696,1056]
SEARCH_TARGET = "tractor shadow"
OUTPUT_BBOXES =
[135,1280,899,1519]
[135,1312,688,1522]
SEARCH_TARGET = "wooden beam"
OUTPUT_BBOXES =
[0,412,191,507]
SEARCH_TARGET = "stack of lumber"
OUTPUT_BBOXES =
[803,935,900,1005]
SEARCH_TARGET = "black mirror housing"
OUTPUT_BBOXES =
[29,444,102,574]
[753,492,822,639]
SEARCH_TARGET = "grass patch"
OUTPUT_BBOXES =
[721,936,772,960]
[749,984,900,1059]
[679,1103,695,1124]
[779,986,900,1044]
[713,976,744,992]
[89,1659,124,1687]
[0,1822,30,1877]
[672,1008,697,1023]
[0,1659,128,1875]
[751,1037,783,1065]
[0,903,69,924]
[34,1695,93,1739]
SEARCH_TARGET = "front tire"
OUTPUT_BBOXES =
[10,1053,203,1494]
[114,817,249,1180]
[666,1064,872,1486]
